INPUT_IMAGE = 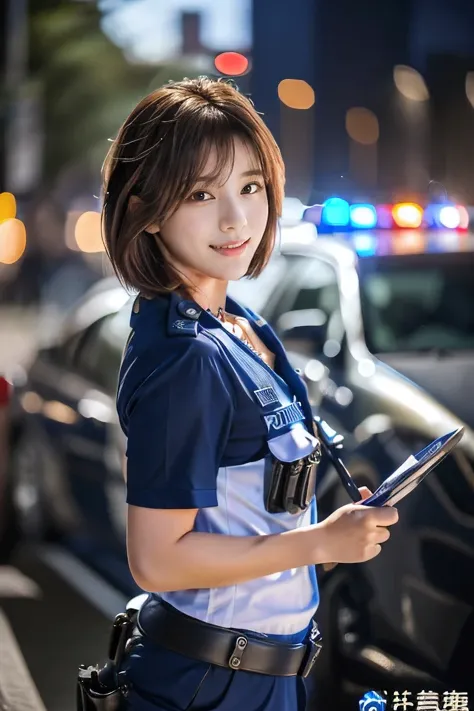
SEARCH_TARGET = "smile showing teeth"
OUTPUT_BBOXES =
[211,239,248,250]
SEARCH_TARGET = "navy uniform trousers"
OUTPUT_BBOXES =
[119,627,310,711]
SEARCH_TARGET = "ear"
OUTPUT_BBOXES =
[144,221,160,235]
[128,195,160,234]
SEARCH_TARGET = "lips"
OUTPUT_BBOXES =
[210,238,250,251]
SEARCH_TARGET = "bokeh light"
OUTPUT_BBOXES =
[392,202,424,228]
[457,205,470,230]
[0,218,27,264]
[465,72,474,109]
[350,204,377,229]
[74,211,104,253]
[439,205,461,229]
[352,233,378,256]
[393,65,429,102]
[214,52,249,76]
[345,107,379,145]
[392,231,426,254]
[0,192,17,223]
[376,204,395,229]
[322,198,350,227]
[278,79,315,110]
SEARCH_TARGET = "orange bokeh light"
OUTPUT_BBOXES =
[0,218,27,264]
[74,211,104,253]
[0,192,17,223]
[346,108,379,145]
[392,231,426,254]
[278,79,315,110]
[392,202,424,229]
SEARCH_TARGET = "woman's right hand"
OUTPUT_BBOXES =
[312,503,399,565]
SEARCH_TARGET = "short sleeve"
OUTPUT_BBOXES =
[124,342,235,509]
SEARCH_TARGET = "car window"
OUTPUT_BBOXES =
[291,263,340,315]
[75,302,133,392]
[359,257,474,353]
[272,257,343,339]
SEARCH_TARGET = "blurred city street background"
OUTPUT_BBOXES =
[2,1,474,710]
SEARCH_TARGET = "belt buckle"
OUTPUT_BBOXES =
[299,625,323,678]
[228,635,248,670]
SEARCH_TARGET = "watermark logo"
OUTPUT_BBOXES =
[359,690,387,711]
[359,690,469,710]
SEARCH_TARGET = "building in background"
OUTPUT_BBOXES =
[252,0,474,202]
[101,0,252,64]
[416,0,474,204]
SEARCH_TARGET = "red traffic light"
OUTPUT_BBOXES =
[214,52,249,76]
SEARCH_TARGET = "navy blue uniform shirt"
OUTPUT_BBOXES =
[117,291,320,635]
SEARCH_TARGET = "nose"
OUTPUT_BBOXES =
[218,197,248,234]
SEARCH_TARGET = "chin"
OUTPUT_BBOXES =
[212,262,253,282]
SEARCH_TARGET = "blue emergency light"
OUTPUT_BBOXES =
[321,198,350,228]
[350,204,377,229]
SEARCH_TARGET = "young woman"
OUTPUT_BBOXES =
[101,76,398,711]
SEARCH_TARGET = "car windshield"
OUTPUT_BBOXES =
[358,254,474,353]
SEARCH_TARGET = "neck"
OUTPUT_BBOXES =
[183,278,228,316]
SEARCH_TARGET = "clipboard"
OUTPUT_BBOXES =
[360,427,464,508]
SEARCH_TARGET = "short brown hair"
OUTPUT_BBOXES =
[101,77,285,297]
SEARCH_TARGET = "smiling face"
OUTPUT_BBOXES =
[146,136,269,290]
[102,77,285,300]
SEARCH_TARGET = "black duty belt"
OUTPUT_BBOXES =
[136,597,323,678]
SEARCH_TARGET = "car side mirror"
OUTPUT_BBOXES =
[277,309,328,356]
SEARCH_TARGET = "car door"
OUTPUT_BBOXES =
[28,304,131,564]
[65,305,131,556]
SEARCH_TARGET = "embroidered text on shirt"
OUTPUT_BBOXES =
[264,401,305,433]
[254,386,280,408]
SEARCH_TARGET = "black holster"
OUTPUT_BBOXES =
[76,609,138,711]
[265,441,322,515]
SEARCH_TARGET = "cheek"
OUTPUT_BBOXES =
[159,210,198,255]
[250,194,269,233]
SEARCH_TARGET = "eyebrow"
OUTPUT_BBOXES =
[194,169,264,183]
[241,169,264,177]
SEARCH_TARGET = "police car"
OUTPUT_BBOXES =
[4,215,474,706]
[279,197,474,428]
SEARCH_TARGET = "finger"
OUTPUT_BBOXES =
[349,505,398,526]
[368,506,399,526]
[373,527,391,544]
[357,486,373,501]
[364,544,382,561]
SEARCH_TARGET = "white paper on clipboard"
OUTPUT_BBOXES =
[361,427,464,508]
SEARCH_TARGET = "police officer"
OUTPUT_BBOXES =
[100,77,399,711]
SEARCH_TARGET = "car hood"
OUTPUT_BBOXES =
[377,351,474,430]
[351,356,474,459]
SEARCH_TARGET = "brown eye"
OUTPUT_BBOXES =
[190,191,212,202]
[241,182,261,195]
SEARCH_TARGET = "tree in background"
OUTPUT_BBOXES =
[0,0,204,304]
[28,0,203,192]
